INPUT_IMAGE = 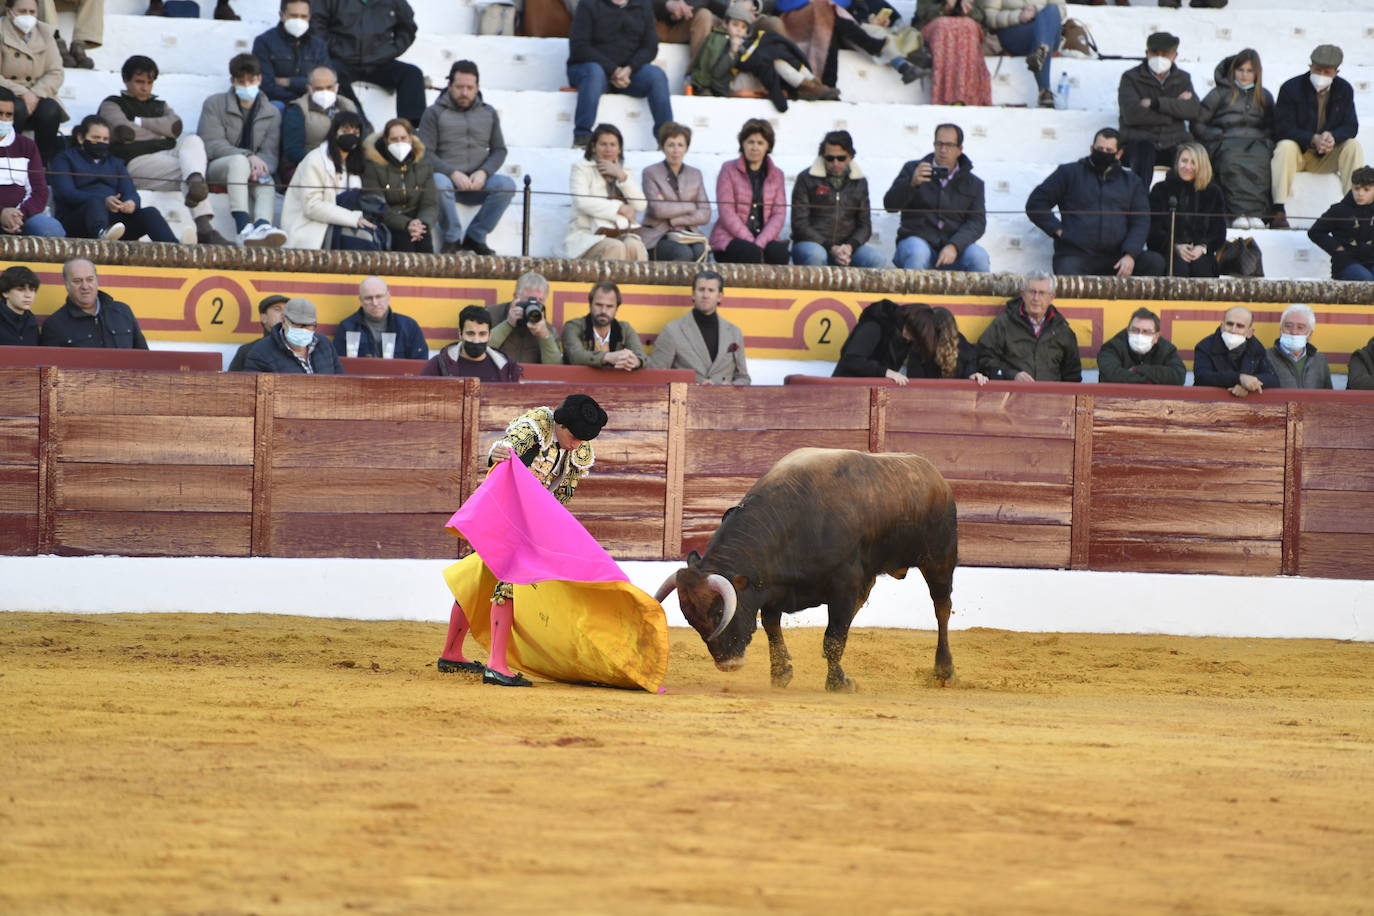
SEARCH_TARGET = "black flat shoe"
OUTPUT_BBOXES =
[436,657,485,674]
[483,668,533,687]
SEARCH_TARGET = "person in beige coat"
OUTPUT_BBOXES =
[647,269,751,385]
[280,110,374,250]
[0,0,65,163]
[639,120,711,261]
[566,122,647,261]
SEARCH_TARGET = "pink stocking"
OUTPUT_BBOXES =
[439,602,472,663]
[487,600,516,677]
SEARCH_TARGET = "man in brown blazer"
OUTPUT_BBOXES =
[647,269,750,385]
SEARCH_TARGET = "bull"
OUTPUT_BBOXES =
[656,447,958,691]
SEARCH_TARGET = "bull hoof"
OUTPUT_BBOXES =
[825,675,857,693]
[770,665,794,688]
[933,663,954,685]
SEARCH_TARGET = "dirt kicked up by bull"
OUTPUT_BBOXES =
[656,447,958,692]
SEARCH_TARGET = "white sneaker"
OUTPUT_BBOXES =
[1249,216,1266,230]
[257,224,287,247]
[1231,216,1249,230]
[237,223,261,246]
[99,222,125,242]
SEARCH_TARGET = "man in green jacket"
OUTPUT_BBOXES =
[1349,336,1374,390]
[975,271,1082,382]
[1097,307,1186,385]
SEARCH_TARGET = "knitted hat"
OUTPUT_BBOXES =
[1310,44,1343,68]
[283,298,317,325]
[1145,32,1179,53]
[553,394,608,442]
[725,0,755,24]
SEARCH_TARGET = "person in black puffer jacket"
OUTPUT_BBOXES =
[832,298,921,383]
[1307,166,1374,281]
[1148,142,1227,278]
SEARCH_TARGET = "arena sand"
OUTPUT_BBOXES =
[2,612,1371,915]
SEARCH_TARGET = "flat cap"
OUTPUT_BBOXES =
[1310,44,1342,68]
[283,298,317,325]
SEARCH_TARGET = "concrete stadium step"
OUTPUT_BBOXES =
[97,0,472,33]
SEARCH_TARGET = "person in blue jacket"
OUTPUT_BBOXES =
[1192,305,1279,398]
[332,275,429,359]
[48,115,178,243]
[251,0,335,108]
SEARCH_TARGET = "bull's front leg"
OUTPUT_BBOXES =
[821,595,861,693]
[760,608,792,688]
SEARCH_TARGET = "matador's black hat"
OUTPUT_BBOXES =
[554,394,608,441]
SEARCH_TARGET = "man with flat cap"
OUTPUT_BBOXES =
[1269,44,1364,229]
[228,294,289,371]
[1117,31,1199,178]
[241,297,344,374]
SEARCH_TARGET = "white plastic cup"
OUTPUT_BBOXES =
[382,333,397,359]
[345,331,361,357]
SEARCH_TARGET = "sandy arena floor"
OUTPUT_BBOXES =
[2,612,1372,915]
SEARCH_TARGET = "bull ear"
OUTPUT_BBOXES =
[687,550,702,566]
[732,574,750,592]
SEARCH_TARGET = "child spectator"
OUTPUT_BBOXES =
[1307,165,1374,281]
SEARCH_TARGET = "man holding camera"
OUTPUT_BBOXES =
[884,122,990,272]
[487,271,564,364]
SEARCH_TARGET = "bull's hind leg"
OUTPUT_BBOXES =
[760,608,793,688]
[921,561,955,683]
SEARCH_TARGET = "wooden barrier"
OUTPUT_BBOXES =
[0,345,222,372]
[0,368,39,553]
[339,357,696,386]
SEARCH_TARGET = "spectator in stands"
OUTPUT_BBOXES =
[1147,143,1226,279]
[416,60,514,257]
[420,304,521,380]
[242,297,344,374]
[1192,305,1277,397]
[684,0,788,61]
[977,0,1063,109]
[832,298,921,383]
[361,118,437,253]
[562,280,647,371]
[281,111,378,250]
[0,263,38,345]
[917,0,989,107]
[639,122,711,262]
[711,118,789,265]
[49,115,181,243]
[1269,45,1363,230]
[0,0,66,165]
[655,0,711,47]
[40,257,148,349]
[1117,32,1199,178]
[37,0,99,69]
[1096,306,1185,385]
[775,0,888,92]
[147,0,238,20]
[647,269,750,384]
[566,123,647,261]
[1265,304,1331,390]
[883,122,988,272]
[227,294,288,371]
[312,0,423,127]
[694,1,837,112]
[281,65,359,179]
[198,54,288,247]
[975,270,1081,382]
[489,271,563,365]
[567,0,672,148]
[905,304,987,384]
[1026,127,1165,278]
[1307,165,1374,281]
[791,129,887,268]
[1348,336,1374,390]
[253,0,333,109]
[333,275,428,359]
[1193,49,1274,230]
[0,87,62,238]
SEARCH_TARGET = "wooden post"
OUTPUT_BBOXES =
[36,366,56,554]
[250,372,275,557]
[662,381,687,560]
[868,386,888,453]
[458,377,481,558]
[1069,393,1094,570]
[1281,400,1303,576]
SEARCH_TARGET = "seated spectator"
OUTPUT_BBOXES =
[100,55,228,246]
[0,263,38,345]
[561,280,646,370]
[978,0,1063,108]
[1269,44,1363,230]
[975,271,1081,382]
[566,123,647,261]
[883,122,988,272]
[361,118,437,253]
[832,298,921,383]
[1348,336,1374,391]
[420,304,521,380]
[281,65,358,179]
[567,0,672,148]
[1148,143,1227,278]
[312,0,423,126]
[489,271,562,365]
[639,122,711,262]
[791,130,887,268]
[198,54,287,247]
[281,111,378,250]
[1117,32,1199,177]
[0,87,62,238]
[710,118,789,265]
[1096,307,1186,385]
[775,0,888,91]
[845,0,932,85]
[906,304,986,384]
[655,0,712,46]
[0,0,66,165]
[695,2,836,113]
[1192,305,1278,397]
[242,297,344,374]
[1307,165,1374,281]
[49,115,180,244]
[333,275,429,359]
[416,60,514,256]
[1266,304,1332,390]
[40,258,148,349]
[1026,127,1165,278]
[37,0,100,68]
[253,0,333,109]
[647,269,750,384]
[917,0,990,107]
[227,294,288,371]
[1193,49,1274,230]
[147,0,237,20]
[685,0,789,61]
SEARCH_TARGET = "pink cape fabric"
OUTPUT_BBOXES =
[444,455,628,585]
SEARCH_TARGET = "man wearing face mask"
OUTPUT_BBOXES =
[1265,304,1332,390]
[280,65,359,177]
[1095,307,1185,386]
[1269,45,1363,231]
[420,305,522,380]
[1192,306,1278,398]
[1116,32,1199,178]
[242,297,344,374]
[252,0,335,108]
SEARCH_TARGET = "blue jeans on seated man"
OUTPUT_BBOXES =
[792,240,890,268]
[433,172,516,246]
[994,2,1061,92]
[894,236,990,272]
[17,212,65,237]
[567,61,673,142]
[1336,262,1374,282]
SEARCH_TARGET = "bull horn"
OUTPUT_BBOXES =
[704,574,737,641]
[653,571,680,603]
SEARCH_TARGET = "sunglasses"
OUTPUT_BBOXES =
[823,154,849,162]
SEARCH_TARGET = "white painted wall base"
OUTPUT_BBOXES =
[2,557,1368,641]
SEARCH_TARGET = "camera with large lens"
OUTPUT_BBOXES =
[519,297,544,325]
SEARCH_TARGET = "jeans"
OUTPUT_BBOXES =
[995,3,1061,92]
[714,238,790,264]
[63,198,176,242]
[1336,262,1374,281]
[433,171,515,245]
[894,236,991,272]
[792,240,889,268]
[21,212,65,237]
[652,237,704,262]
[1054,249,1166,277]
[566,61,673,140]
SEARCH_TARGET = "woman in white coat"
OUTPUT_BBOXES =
[565,122,647,261]
[280,110,377,250]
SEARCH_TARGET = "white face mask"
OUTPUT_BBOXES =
[282,16,309,38]
[1280,333,1308,353]
[284,325,314,348]
[1221,331,1247,350]
[310,89,337,110]
[387,141,412,162]
[0,120,13,139]
[1310,73,1333,92]
[11,14,37,33]
[1128,332,1155,355]
[1148,55,1172,76]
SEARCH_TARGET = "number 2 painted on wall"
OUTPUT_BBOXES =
[817,317,832,344]
[210,296,225,325]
